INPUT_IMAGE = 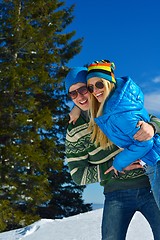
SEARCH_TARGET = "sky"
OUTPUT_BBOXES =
[64,0,160,204]
[65,0,160,113]
[0,208,154,240]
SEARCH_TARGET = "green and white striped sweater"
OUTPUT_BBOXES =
[65,113,160,192]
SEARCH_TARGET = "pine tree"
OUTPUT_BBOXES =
[38,165,92,219]
[0,0,91,232]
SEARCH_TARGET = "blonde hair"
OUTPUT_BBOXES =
[88,79,115,149]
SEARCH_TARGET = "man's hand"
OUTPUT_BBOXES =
[134,121,154,141]
[69,106,81,124]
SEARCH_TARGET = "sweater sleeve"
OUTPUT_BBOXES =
[65,127,101,185]
[150,115,160,134]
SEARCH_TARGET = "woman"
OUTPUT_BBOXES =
[87,59,160,210]
[65,67,160,240]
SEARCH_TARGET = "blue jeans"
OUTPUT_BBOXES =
[102,187,160,240]
[146,161,160,209]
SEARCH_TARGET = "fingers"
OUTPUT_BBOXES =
[134,121,154,141]
[69,118,76,124]
[69,114,78,124]
[104,166,114,175]
[104,166,124,176]
[68,106,81,124]
[131,160,141,164]
[113,169,119,176]
[124,163,143,171]
[133,121,142,139]
[136,121,143,128]
[104,161,144,178]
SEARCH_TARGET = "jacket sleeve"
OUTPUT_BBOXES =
[111,112,156,171]
[113,140,154,171]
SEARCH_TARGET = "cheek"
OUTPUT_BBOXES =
[85,92,90,98]
[72,99,78,106]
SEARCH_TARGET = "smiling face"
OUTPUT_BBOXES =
[87,77,105,103]
[69,82,90,111]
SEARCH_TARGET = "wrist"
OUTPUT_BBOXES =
[148,122,157,134]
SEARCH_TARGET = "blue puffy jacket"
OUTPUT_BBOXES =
[95,76,160,171]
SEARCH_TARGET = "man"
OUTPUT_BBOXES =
[65,67,160,240]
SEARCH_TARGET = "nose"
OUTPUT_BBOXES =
[93,85,99,92]
[77,92,84,98]
[76,92,86,100]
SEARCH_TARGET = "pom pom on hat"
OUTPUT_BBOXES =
[87,60,116,84]
[65,67,88,93]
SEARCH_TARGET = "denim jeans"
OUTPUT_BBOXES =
[102,187,160,240]
[145,161,160,210]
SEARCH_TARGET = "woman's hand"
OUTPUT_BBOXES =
[104,160,143,175]
[69,106,81,124]
[123,160,144,171]
[134,121,154,141]
[104,166,124,176]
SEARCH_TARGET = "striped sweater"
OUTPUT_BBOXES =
[65,113,160,192]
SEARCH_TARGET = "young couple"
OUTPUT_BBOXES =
[65,61,160,240]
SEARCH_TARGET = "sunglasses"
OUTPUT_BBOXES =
[87,81,104,93]
[69,85,88,99]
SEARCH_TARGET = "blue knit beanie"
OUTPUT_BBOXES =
[65,67,88,93]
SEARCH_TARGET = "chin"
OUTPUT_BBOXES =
[97,98,103,103]
[81,106,88,111]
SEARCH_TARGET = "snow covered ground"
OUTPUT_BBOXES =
[0,209,154,240]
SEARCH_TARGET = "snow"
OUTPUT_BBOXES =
[0,209,154,240]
